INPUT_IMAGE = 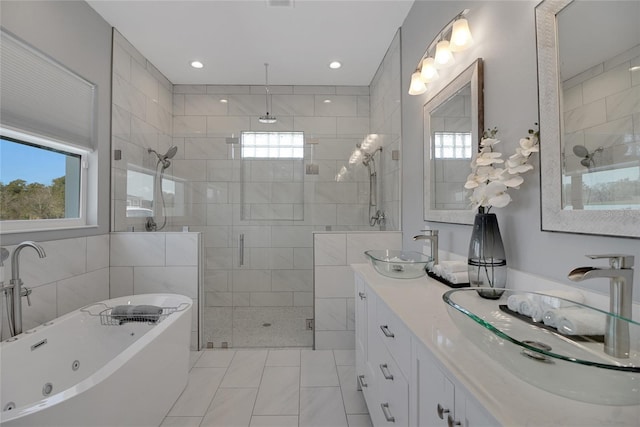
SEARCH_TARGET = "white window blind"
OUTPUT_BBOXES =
[0,30,96,150]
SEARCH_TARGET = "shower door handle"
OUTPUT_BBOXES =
[239,233,245,267]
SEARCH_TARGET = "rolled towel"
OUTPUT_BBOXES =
[507,294,525,312]
[543,306,584,328]
[439,260,468,274]
[447,271,469,284]
[431,264,445,277]
[111,305,163,323]
[538,290,585,309]
[556,309,605,336]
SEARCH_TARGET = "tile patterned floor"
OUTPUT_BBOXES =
[160,349,372,427]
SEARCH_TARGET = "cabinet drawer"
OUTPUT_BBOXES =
[375,337,409,427]
[376,298,411,379]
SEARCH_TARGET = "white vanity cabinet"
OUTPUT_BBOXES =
[411,341,496,427]
[355,274,410,426]
[355,269,497,427]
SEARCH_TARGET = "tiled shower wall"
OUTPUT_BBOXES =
[172,83,374,348]
[111,29,174,232]
[562,45,640,173]
[0,236,110,341]
[370,29,402,231]
[109,232,201,349]
[313,231,402,349]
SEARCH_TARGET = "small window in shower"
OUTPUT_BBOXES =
[433,132,472,159]
[240,132,304,159]
[240,131,305,221]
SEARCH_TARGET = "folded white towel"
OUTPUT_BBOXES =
[439,260,468,274]
[542,308,559,327]
[556,309,605,336]
[431,264,445,277]
[447,271,469,284]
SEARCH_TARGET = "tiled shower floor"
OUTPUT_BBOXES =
[160,349,372,427]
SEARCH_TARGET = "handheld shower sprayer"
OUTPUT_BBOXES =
[148,146,178,169]
[145,145,179,231]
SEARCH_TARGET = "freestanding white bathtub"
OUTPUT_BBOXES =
[0,293,192,427]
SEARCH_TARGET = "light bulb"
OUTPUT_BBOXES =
[450,18,473,52]
[419,57,439,83]
[408,70,427,95]
[434,40,455,68]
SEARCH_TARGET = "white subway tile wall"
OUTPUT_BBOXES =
[111,29,174,232]
[313,231,402,349]
[110,232,201,350]
[109,26,401,348]
[562,45,640,174]
[0,235,110,340]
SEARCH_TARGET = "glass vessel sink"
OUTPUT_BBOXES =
[364,250,431,279]
[443,288,640,406]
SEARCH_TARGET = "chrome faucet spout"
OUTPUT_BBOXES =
[568,254,634,359]
[7,241,46,337]
[413,230,438,266]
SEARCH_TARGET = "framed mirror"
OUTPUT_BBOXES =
[423,58,484,224]
[536,0,640,238]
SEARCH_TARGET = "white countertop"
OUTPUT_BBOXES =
[352,263,640,426]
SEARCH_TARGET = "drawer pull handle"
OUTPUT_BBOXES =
[357,374,367,388]
[437,403,450,419]
[358,292,366,300]
[447,414,461,427]
[380,325,395,338]
[380,403,396,423]
[379,363,394,380]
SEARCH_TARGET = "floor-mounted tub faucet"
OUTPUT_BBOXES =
[568,254,634,359]
[7,241,46,337]
[413,230,438,266]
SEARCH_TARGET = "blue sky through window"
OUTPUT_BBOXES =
[1,138,67,185]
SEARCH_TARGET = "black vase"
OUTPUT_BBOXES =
[467,211,507,299]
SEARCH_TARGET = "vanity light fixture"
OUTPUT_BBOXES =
[190,60,204,69]
[434,39,455,68]
[408,9,473,95]
[420,57,439,83]
[408,70,427,95]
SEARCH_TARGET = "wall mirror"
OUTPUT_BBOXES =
[536,0,640,238]
[423,58,483,224]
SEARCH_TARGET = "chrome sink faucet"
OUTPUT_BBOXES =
[7,241,46,337]
[413,229,438,266]
[568,254,634,359]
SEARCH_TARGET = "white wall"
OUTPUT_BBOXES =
[0,0,112,245]
[401,1,640,300]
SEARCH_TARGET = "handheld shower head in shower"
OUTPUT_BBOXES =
[149,146,178,169]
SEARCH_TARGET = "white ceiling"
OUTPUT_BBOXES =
[86,0,415,86]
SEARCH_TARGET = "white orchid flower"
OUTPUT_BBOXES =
[500,174,524,188]
[476,152,504,166]
[480,138,500,148]
[519,136,539,156]
[484,181,511,208]
[507,163,533,174]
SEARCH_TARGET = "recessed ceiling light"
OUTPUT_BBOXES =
[329,61,342,69]
[630,66,640,72]
[220,99,228,103]
[323,99,332,103]
[190,60,204,69]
